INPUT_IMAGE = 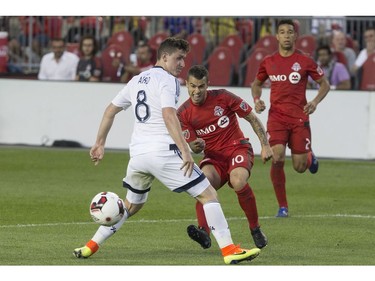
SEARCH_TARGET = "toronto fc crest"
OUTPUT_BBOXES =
[214,106,224,117]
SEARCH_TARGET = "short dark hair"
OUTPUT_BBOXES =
[157,37,190,60]
[316,45,332,56]
[277,19,295,31]
[187,65,209,81]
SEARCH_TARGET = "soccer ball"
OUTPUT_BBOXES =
[89,192,125,226]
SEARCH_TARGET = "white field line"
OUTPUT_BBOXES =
[1,213,374,228]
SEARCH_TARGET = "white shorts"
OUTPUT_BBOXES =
[123,147,210,204]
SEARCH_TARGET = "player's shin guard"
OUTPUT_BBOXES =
[235,184,259,229]
[203,202,233,249]
[92,207,129,246]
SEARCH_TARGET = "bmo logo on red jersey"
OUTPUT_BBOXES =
[217,116,229,128]
[269,72,301,84]
[269,75,287,82]
[196,125,216,136]
[288,72,301,84]
[195,116,230,136]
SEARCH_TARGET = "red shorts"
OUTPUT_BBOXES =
[267,119,312,154]
[199,143,254,188]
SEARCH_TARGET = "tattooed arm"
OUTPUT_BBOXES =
[243,111,273,163]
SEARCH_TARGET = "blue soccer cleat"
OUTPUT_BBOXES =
[309,151,319,174]
[276,207,288,217]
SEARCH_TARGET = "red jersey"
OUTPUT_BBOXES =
[177,89,252,153]
[256,49,324,124]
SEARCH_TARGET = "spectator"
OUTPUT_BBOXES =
[163,17,195,39]
[120,41,154,83]
[24,38,43,72]
[76,35,102,82]
[309,45,351,90]
[331,30,356,71]
[351,27,375,75]
[331,30,357,88]
[38,38,79,81]
[6,37,24,73]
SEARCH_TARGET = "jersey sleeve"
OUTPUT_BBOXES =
[225,90,252,118]
[256,59,269,82]
[307,57,325,81]
[112,85,132,110]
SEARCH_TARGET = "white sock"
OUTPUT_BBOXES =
[92,208,129,246]
[203,202,233,249]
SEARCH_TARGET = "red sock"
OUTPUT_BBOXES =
[195,201,210,235]
[235,183,259,230]
[271,161,288,208]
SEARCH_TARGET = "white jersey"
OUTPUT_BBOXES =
[112,66,181,157]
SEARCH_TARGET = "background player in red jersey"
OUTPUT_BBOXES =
[251,19,330,217]
[178,65,273,249]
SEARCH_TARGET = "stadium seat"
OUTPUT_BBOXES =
[236,18,254,47]
[218,34,244,74]
[187,32,207,64]
[359,53,375,90]
[296,35,317,57]
[177,51,195,85]
[206,46,234,86]
[240,48,269,87]
[148,32,168,52]
[107,30,135,54]
[252,35,278,54]
[44,16,63,39]
[80,16,103,32]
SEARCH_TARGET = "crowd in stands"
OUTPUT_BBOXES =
[0,16,375,90]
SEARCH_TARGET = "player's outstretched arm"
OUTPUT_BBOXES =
[244,112,273,163]
[90,103,123,165]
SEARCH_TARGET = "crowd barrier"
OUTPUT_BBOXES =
[0,78,374,159]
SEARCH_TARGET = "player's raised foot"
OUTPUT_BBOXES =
[73,240,99,259]
[73,246,93,259]
[308,151,319,174]
[223,245,260,265]
[187,225,211,249]
[250,226,268,249]
[276,207,288,217]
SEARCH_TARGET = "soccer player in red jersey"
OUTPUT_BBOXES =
[251,19,330,217]
[178,65,273,249]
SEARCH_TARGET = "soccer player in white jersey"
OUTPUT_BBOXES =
[73,37,261,265]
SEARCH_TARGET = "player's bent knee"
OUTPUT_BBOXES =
[293,162,307,173]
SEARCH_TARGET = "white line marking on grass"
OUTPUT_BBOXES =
[1,213,374,228]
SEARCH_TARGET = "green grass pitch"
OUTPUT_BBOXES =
[1,146,374,270]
